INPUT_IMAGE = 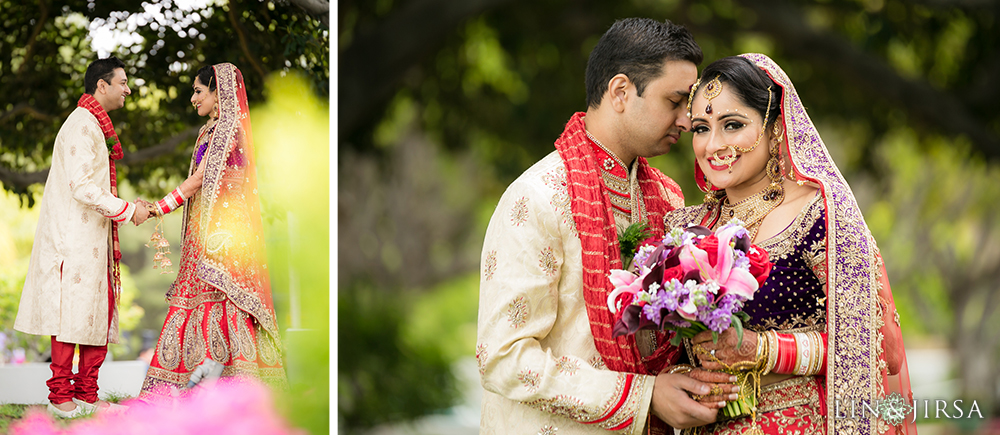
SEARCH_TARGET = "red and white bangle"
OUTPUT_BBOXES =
[774,332,797,374]
[156,187,187,215]
[768,331,828,376]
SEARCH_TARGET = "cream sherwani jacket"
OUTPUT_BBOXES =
[478,152,657,435]
[15,107,135,346]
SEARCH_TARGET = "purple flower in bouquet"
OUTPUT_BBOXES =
[606,219,774,344]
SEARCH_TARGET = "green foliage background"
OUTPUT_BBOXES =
[0,0,329,433]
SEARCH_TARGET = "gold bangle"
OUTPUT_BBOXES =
[667,364,694,375]
[764,330,778,376]
[810,331,824,375]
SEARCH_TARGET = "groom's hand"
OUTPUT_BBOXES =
[131,199,150,225]
[650,372,719,429]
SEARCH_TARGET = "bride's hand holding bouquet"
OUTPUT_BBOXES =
[608,219,773,419]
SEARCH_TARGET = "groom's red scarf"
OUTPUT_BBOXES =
[77,93,125,310]
[555,112,682,431]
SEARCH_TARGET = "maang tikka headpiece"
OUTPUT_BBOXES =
[686,75,723,119]
[701,75,723,114]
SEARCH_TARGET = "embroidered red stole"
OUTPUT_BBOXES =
[554,112,683,431]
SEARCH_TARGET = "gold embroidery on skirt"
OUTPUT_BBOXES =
[226,301,243,359]
[209,303,229,363]
[258,327,279,366]
[157,310,185,370]
[684,376,825,435]
[236,309,257,362]
[183,305,207,370]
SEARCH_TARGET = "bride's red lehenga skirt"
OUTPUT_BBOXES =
[140,196,286,398]
[683,376,827,435]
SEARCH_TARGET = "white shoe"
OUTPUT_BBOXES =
[73,398,128,415]
[46,402,87,419]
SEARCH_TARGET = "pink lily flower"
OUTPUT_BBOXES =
[678,227,758,301]
[607,269,645,314]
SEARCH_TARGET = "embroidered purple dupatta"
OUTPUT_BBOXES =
[740,53,915,434]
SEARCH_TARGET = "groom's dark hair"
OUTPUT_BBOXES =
[84,57,126,94]
[585,18,702,109]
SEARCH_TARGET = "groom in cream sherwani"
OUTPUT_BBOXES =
[14,57,150,418]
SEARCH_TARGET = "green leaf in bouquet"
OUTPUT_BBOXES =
[732,315,744,348]
[618,222,653,269]
[736,311,751,323]
[712,331,719,344]
[669,334,683,347]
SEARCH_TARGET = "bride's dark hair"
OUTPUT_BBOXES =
[195,65,217,92]
[699,56,782,127]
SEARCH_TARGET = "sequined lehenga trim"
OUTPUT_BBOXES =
[682,376,826,435]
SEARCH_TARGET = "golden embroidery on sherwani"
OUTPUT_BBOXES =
[521,372,645,431]
[183,305,207,370]
[539,246,558,276]
[518,368,541,392]
[538,425,558,435]
[507,296,529,328]
[483,250,497,281]
[556,356,580,375]
[511,197,529,226]
[589,355,606,369]
[476,343,488,376]
[542,166,576,235]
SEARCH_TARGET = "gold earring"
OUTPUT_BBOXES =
[732,86,772,154]
[763,142,784,202]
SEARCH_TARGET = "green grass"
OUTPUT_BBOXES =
[1,403,30,433]
[0,395,134,433]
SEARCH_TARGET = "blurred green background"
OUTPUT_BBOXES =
[0,0,329,434]
[339,0,1000,434]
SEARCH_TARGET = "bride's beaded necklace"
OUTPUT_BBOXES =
[719,185,785,241]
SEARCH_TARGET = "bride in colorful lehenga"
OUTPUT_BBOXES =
[663,54,916,434]
[139,63,286,398]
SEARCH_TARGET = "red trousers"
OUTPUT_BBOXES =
[47,266,113,404]
[47,337,108,404]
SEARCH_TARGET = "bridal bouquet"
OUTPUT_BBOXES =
[607,219,773,419]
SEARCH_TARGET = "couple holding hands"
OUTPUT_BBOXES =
[477,18,914,435]
[14,57,285,418]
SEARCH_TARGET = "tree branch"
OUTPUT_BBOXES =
[16,0,49,75]
[227,4,268,83]
[120,126,200,165]
[0,127,200,193]
[0,103,56,123]
[288,0,329,27]
[338,0,515,140]
[737,0,1000,160]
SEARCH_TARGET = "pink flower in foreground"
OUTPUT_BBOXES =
[10,380,302,435]
[679,237,758,302]
[607,269,645,314]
